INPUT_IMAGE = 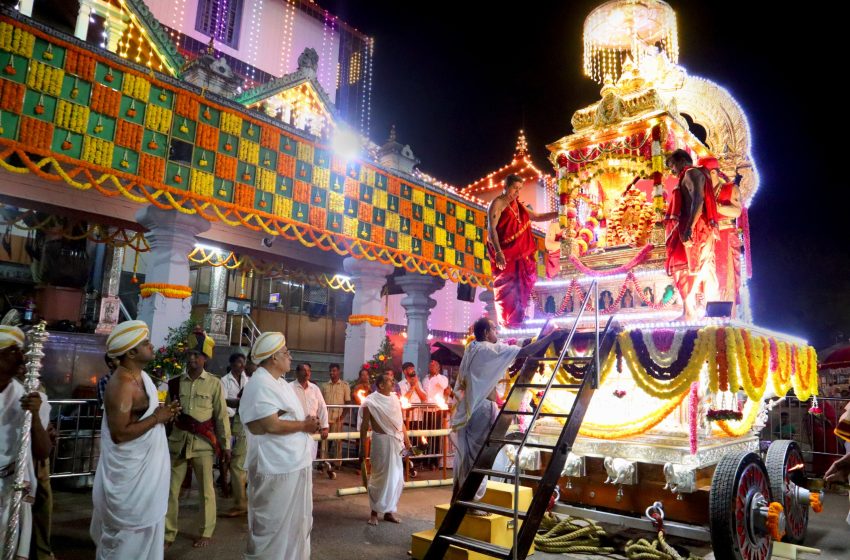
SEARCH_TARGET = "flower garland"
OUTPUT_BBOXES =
[536,271,673,317]
[618,327,714,400]
[631,329,699,376]
[688,381,699,454]
[566,243,653,276]
[577,391,687,439]
[791,345,818,401]
[139,283,192,299]
[348,314,386,327]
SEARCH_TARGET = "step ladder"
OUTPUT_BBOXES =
[425,280,619,560]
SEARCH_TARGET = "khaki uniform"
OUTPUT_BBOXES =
[321,380,351,465]
[165,371,230,542]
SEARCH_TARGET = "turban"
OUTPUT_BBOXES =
[106,321,150,358]
[0,325,25,350]
[698,156,719,170]
[251,332,286,364]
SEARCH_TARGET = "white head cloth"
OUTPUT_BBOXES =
[251,332,286,364]
[0,325,25,350]
[106,320,150,358]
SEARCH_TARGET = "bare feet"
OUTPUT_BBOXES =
[222,508,247,518]
[383,513,401,523]
[193,537,212,548]
[368,511,379,526]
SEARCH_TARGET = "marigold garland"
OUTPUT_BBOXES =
[139,283,192,299]
[714,395,761,437]
[348,314,387,327]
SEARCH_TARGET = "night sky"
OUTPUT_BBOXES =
[322,1,847,348]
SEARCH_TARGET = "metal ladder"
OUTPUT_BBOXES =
[425,280,619,560]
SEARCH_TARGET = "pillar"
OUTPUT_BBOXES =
[479,289,496,323]
[18,0,34,17]
[342,257,392,381]
[204,265,229,345]
[135,206,210,348]
[74,1,92,41]
[104,17,129,54]
[396,273,445,377]
[94,244,125,335]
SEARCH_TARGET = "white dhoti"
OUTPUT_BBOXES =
[91,372,169,560]
[90,509,165,560]
[368,433,404,513]
[453,400,498,500]
[451,340,521,501]
[245,466,312,560]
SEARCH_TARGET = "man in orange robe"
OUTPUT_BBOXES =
[487,175,558,328]
[664,150,719,320]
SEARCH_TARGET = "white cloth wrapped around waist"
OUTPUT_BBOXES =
[93,372,170,529]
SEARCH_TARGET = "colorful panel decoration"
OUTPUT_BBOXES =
[0,15,492,286]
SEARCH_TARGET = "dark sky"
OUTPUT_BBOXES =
[321,1,847,348]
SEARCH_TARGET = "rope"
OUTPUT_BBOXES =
[533,513,615,554]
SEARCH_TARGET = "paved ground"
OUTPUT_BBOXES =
[48,468,848,559]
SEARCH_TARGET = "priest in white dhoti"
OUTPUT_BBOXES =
[90,321,180,560]
[239,332,321,560]
[1,325,51,560]
[451,318,562,503]
[358,371,411,526]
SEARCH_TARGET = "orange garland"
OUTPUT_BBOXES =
[348,314,387,327]
[716,328,728,392]
[139,282,192,299]
[766,502,785,541]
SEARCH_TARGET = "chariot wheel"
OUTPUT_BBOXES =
[710,451,778,560]
[766,440,808,544]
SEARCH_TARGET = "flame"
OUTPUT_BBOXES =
[400,396,411,409]
[420,436,428,445]
[355,389,366,404]
[89,375,97,386]
[433,393,449,411]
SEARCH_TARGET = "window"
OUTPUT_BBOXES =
[195,0,244,49]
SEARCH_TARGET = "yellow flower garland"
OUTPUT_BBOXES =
[619,326,714,400]
[139,283,193,299]
[715,396,762,437]
[578,391,688,439]
[772,341,792,395]
[792,345,818,401]
[348,314,387,327]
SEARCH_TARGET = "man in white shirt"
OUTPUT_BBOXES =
[397,362,426,478]
[1,325,51,560]
[220,352,252,518]
[422,360,449,403]
[239,333,320,560]
[289,363,329,460]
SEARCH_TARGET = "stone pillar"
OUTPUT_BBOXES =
[396,273,445,377]
[479,289,497,322]
[342,257,392,381]
[205,265,229,345]
[95,244,125,335]
[18,0,35,17]
[74,1,92,41]
[135,206,210,348]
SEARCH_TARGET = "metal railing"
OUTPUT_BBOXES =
[48,399,102,481]
[227,312,261,347]
[315,403,454,480]
[759,395,850,477]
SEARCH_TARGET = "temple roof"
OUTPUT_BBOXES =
[113,0,185,76]
[464,131,552,196]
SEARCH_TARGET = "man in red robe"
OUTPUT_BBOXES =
[664,150,719,320]
[698,156,743,308]
[487,174,558,327]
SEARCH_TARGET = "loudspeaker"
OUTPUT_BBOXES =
[705,301,733,318]
[457,283,476,302]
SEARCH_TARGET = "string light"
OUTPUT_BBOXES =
[246,0,263,84]
[279,0,296,76]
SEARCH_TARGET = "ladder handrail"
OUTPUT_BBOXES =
[509,280,598,559]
